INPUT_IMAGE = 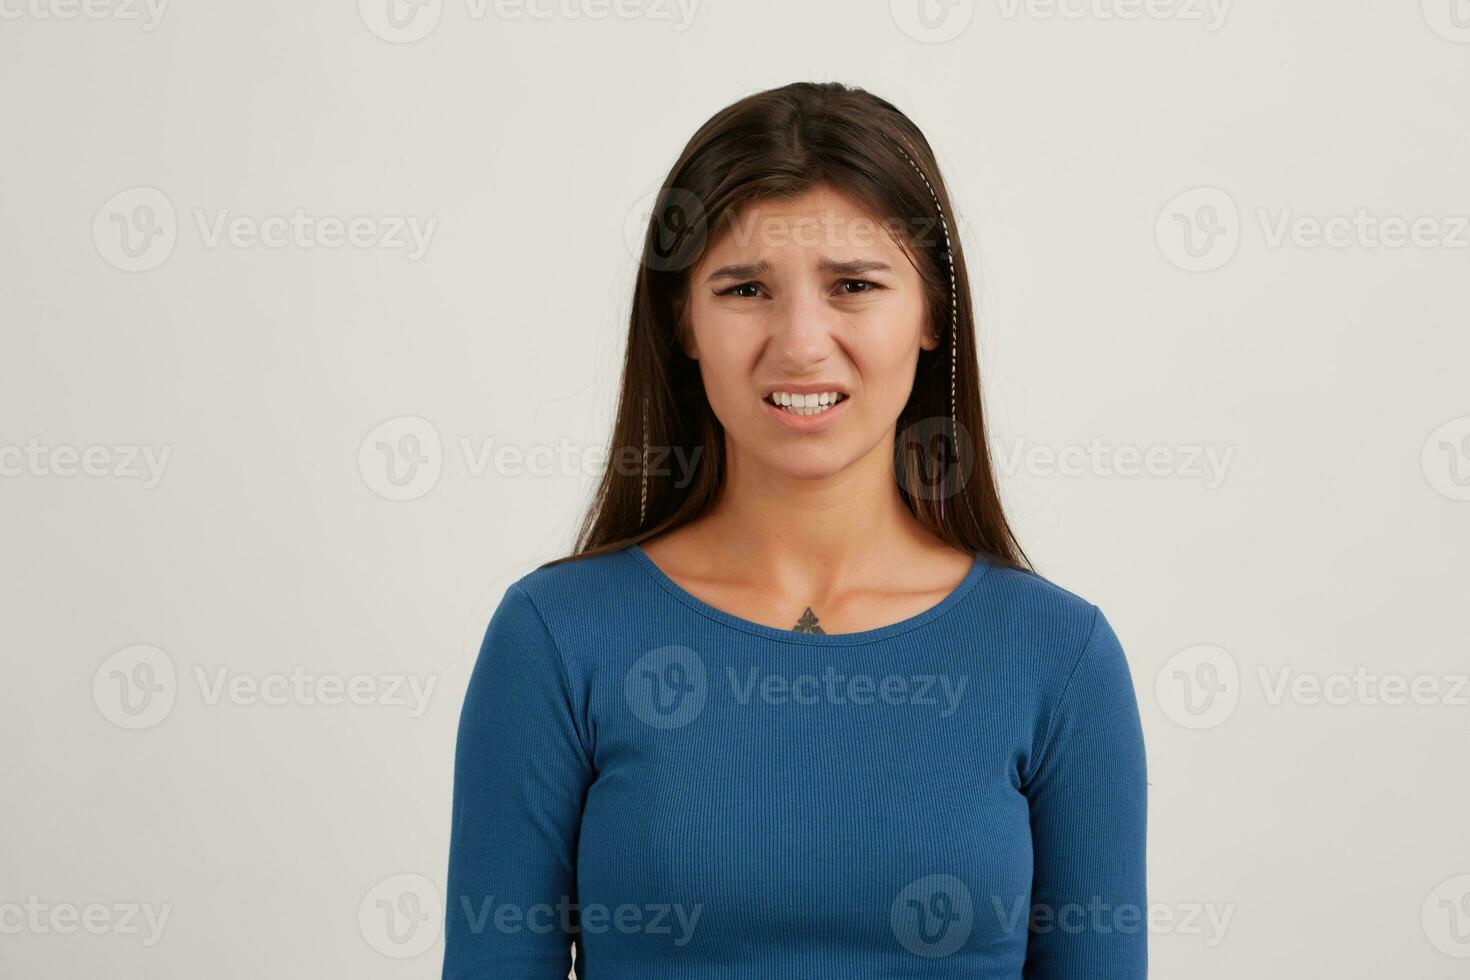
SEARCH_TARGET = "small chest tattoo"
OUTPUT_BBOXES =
[792,607,825,633]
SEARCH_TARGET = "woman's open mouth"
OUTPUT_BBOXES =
[760,389,851,431]
[762,390,848,417]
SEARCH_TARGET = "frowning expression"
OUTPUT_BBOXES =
[682,184,937,479]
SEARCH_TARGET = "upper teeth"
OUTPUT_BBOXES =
[767,391,845,415]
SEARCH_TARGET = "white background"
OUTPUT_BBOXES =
[2,0,1468,977]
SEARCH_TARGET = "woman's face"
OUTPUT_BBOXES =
[682,184,937,481]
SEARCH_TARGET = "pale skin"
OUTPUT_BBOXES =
[638,184,975,634]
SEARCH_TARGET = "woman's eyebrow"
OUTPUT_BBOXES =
[817,258,893,276]
[705,260,769,282]
[705,257,893,282]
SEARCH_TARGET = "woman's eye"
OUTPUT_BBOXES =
[716,280,884,299]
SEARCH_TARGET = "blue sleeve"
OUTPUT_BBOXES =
[442,583,595,980]
[1022,607,1148,978]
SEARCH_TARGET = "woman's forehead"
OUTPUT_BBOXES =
[699,192,914,270]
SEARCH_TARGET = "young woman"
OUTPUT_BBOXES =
[442,81,1147,978]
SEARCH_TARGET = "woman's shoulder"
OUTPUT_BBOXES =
[965,558,1129,682]
[970,563,1139,767]
[500,545,644,627]
[973,559,1102,630]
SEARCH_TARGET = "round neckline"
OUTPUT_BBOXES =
[622,543,990,646]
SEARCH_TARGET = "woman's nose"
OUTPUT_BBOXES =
[769,290,835,358]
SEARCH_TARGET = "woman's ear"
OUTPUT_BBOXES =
[918,323,940,352]
[670,293,699,359]
[678,317,699,360]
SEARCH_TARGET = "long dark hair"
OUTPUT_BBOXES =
[548,81,1028,572]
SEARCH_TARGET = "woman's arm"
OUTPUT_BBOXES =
[442,583,594,980]
[1021,606,1149,978]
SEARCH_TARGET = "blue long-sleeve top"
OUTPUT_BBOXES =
[442,543,1148,978]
